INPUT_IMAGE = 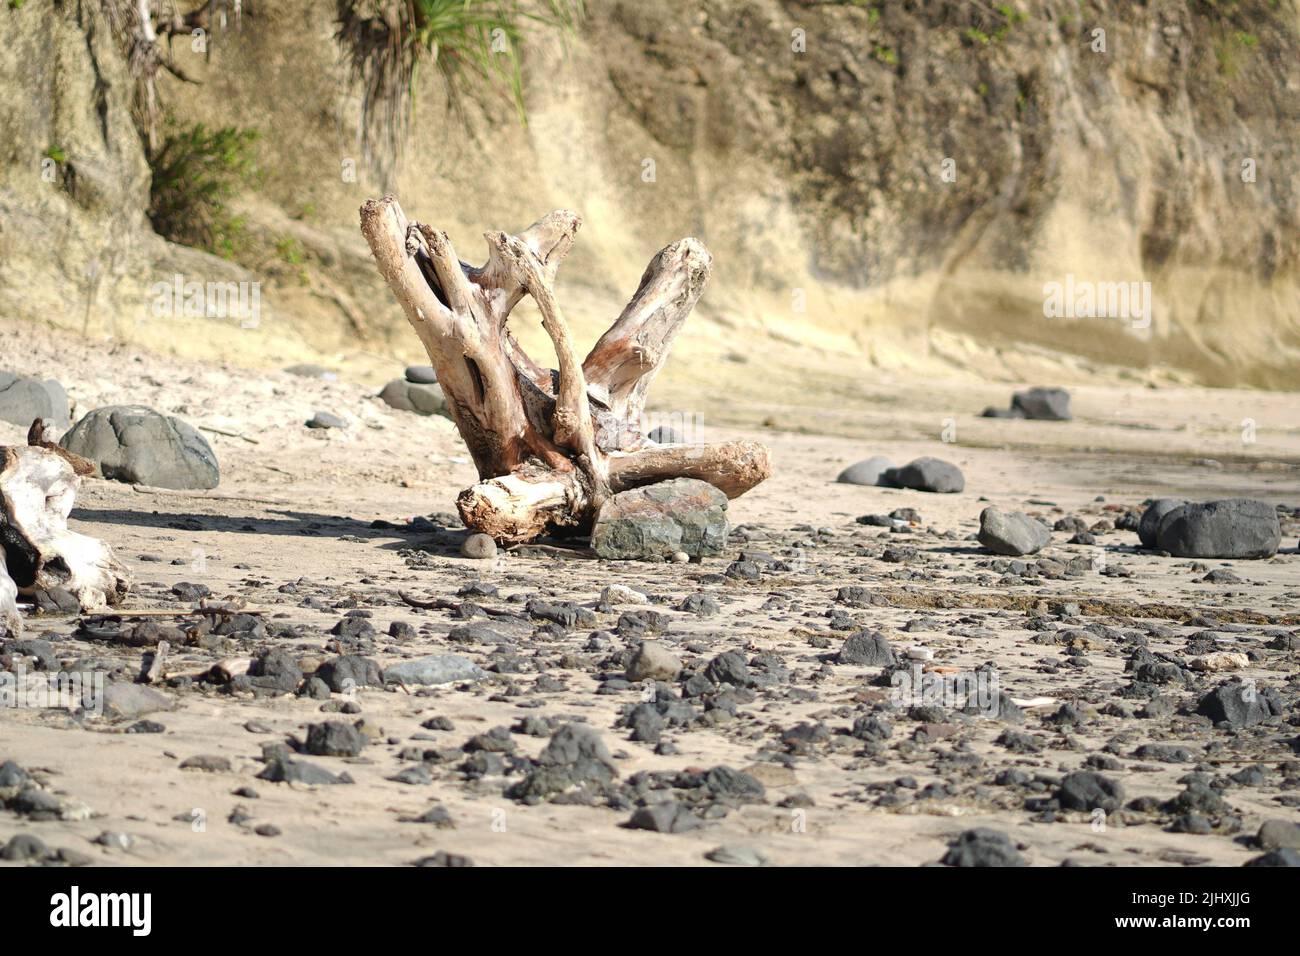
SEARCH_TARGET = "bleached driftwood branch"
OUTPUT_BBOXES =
[0,442,130,612]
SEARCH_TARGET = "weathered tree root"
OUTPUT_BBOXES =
[0,443,130,611]
[359,197,771,542]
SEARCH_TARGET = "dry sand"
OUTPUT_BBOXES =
[0,316,1297,867]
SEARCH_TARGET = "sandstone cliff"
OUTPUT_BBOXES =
[1,0,1296,392]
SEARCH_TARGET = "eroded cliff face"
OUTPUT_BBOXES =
[2,0,1297,389]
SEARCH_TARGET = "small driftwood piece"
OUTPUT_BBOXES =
[358,197,771,542]
[0,444,130,610]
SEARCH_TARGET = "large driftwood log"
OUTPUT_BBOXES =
[0,444,130,610]
[359,198,771,543]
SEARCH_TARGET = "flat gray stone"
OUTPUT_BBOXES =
[383,654,486,686]
[592,478,728,560]
[93,683,176,720]
[306,410,346,429]
[60,405,219,490]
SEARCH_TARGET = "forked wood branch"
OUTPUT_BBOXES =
[358,197,771,543]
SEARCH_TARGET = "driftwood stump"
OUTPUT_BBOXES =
[359,198,771,543]
[0,442,130,611]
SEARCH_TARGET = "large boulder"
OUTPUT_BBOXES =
[60,406,219,490]
[884,457,965,494]
[379,379,449,417]
[836,456,893,486]
[978,507,1051,556]
[1011,387,1072,421]
[0,373,69,430]
[1155,499,1281,559]
[1137,498,1186,549]
[591,478,728,560]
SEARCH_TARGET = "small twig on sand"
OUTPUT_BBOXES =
[199,425,260,444]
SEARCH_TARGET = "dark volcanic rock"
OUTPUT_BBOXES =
[1196,681,1280,728]
[60,405,219,489]
[627,801,701,833]
[591,478,728,560]
[941,828,1026,867]
[508,724,619,802]
[304,721,366,757]
[704,650,751,686]
[1012,387,1071,420]
[837,630,897,667]
[248,648,303,693]
[1155,499,1281,559]
[978,507,1051,556]
[537,724,617,778]
[315,655,382,692]
[1056,771,1125,812]
[257,756,350,785]
[884,457,965,494]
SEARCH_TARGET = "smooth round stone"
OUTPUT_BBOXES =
[461,533,497,560]
[379,380,448,417]
[836,455,893,486]
[405,365,438,384]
